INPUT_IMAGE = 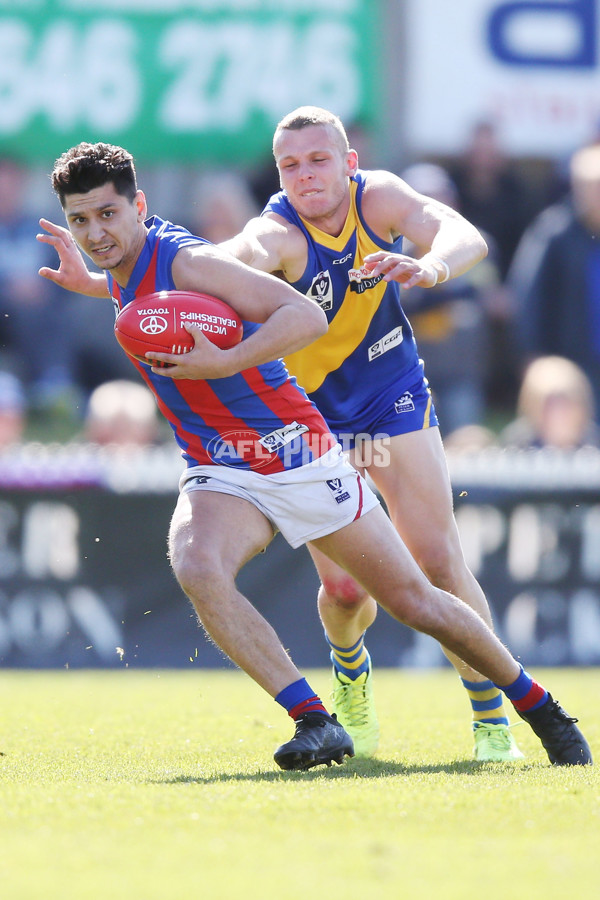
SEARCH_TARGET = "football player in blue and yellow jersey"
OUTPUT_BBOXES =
[221,106,523,762]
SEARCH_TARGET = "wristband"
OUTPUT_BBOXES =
[429,255,451,284]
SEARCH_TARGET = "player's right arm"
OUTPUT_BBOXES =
[37,218,110,298]
[219,213,307,282]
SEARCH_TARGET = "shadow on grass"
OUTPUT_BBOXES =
[154,756,535,784]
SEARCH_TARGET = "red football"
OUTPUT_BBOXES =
[114,290,243,364]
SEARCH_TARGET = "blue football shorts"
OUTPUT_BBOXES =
[327,375,439,451]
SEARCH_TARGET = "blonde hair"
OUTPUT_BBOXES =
[518,356,595,425]
[85,380,159,446]
[273,106,350,156]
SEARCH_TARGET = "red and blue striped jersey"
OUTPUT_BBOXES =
[108,216,335,474]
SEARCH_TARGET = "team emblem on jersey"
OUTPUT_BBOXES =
[394,392,415,414]
[258,421,309,452]
[348,265,383,294]
[308,271,333,311]
[326,478,351,504]
[368,326,404,361]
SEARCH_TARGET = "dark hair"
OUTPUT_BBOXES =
[51,142,137,207]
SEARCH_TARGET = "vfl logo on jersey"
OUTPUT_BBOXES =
[348,265,383,294]
[368,326,404,361]
[394,392,415,414]
[308,270,333,311]
[259,421,309,452]
[326,478,351,504]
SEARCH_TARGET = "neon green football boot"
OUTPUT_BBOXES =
[332,666,379,758]
[473,722,525,761]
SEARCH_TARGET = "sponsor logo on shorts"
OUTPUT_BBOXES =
[368,326,404,361]
[259,421,309,452]
[193,475,211,485]
[326,477,351,504]
[394,392,415,414]
[308,271,333,311]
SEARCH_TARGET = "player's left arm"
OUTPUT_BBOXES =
[148,243,328,380]
[360,171,488,290]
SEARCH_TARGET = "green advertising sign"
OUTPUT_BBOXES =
[0,0,380,164]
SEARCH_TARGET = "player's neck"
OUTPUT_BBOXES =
[301,195,351,238]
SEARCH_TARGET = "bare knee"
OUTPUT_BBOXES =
[319,573,369,610]
[170,544,228,606]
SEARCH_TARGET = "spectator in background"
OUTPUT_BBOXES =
[449,121,541,415]
[500,356,600,451]
[67,287,141,404]
[188,170,260,243]
[82,380,164,448]
[0,369,27,448]
[399,162,501,432]
[509,143,600,415]
[0,156,76,414]
[450,121,533,278]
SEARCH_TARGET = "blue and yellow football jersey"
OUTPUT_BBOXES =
[264,171,431,440]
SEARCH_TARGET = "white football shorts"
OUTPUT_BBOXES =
[178,444,380,548]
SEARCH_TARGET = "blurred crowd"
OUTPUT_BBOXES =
[2,116,600,456]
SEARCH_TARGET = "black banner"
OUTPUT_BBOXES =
[2,448,600,668]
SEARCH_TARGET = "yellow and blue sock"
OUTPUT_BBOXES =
[327,632,370,680]
[275,677,328,720]
[494,664,548,713]
[461,677,510,729]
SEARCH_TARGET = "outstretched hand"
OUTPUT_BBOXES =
[37,218,108,297]
[363,251,437,289]
[149,323,238,380]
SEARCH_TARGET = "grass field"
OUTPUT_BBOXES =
[1,667,598,900]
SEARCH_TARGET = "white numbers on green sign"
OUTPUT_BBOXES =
[0,17,359,136]
[0,19,140,131]
[159,20,359,129]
